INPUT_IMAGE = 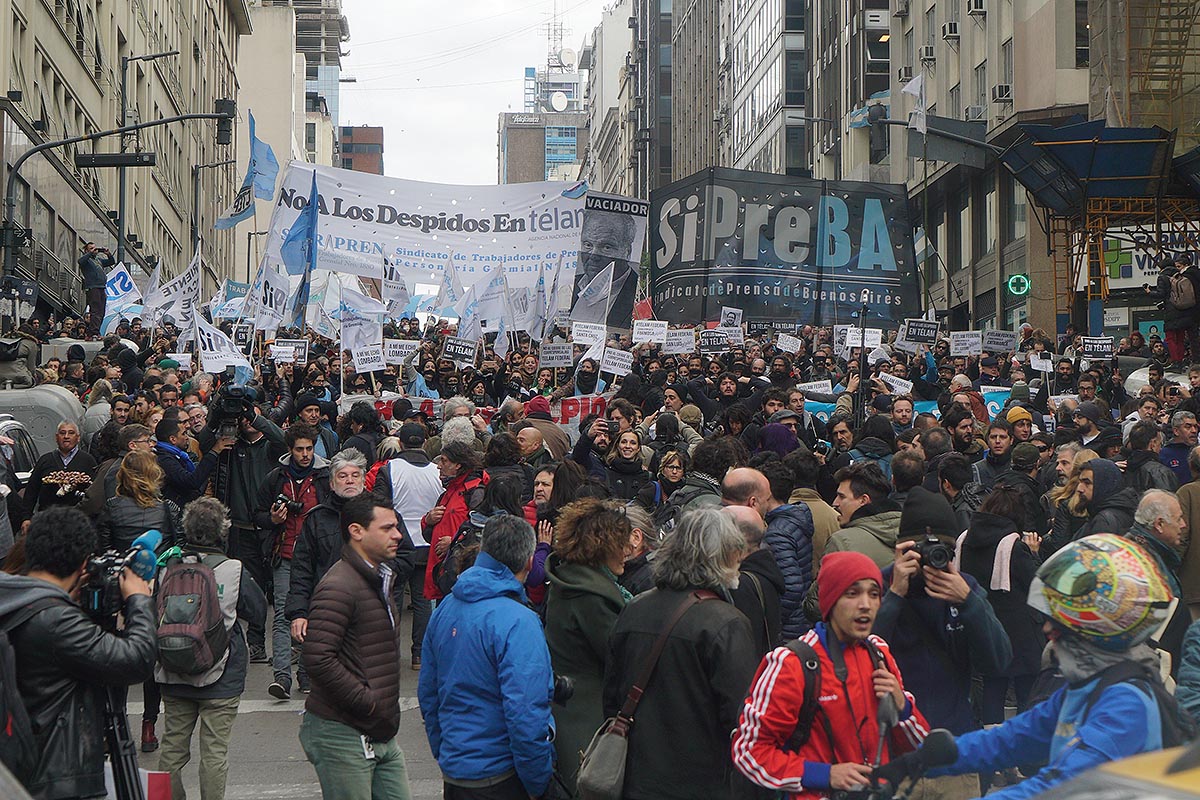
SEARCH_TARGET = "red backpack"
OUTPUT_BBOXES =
[155,554,230,676]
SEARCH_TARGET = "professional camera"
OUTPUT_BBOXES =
[912,536,953,571]
[275,494,304,515]
[79,550,135,625]
[813,440,832,456]
[552,674,575,706]
[212,384,254,439]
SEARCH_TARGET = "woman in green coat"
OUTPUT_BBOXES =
[544,498,633,796]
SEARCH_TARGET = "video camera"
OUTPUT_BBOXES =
[212,384,254,439]
[79,530,162,626]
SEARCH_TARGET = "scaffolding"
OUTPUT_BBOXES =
[1126,0,1200,153]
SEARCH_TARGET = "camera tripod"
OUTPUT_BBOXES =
[102,681,146,800]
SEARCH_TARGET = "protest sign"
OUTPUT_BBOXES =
[893,324,916,354]
[539,343,574,368]
[950,331,983,356]
[797,379,834,395]
[845,328,883,349]
[979,385,1010,395]
[232,323,254,357]
[632,320,668,344]
[442,336,479,365]
[833,325,850,357]
[982,329,1019,353]
[195,318,251,373]
[698,329,730,355]
[867,347,891,365]
[1080,336,1114,360]
[599,347,634,377]
[272,338,309,365]
[571,321,606,346]
[269,345,295,361]
[903,318,940,345]
[776,333,802,354]
[719,307,743,327]
[878,372,914,395]
[352,345,386,373]
[167,352,192,369]
[1029,353,1054,373]
[664,329,696,355]
[384,339,419,365]
[714,325,745,346]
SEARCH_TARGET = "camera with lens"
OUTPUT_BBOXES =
[79,550,135,625]
[912,535,953,571]
[212,385,253,439]
[552,674,575,706]
[275,494,304,514]
[813,440,831,456]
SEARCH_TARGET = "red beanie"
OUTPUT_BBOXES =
[525,395,551,416]
[817,551,884,620]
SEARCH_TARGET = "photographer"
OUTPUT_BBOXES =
[0,506,157,799]
[78,242,115,334]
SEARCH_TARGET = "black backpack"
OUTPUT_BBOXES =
[0,598,61,782]
[651,483,715,536]
[781,637,891,752]
[0,340,22,363]
[1081,661,1197,748]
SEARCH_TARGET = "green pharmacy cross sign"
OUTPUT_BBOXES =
[1006,274,1031,297]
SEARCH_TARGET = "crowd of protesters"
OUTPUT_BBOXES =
[2,291,1200,800]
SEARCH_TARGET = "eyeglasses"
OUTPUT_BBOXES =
[1033,444,1049,453]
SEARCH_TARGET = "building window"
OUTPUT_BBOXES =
[958,191,971,271]
[785,0,804,31]
[973,61,987,108]
[305,123,316,153]
[785,50,806,107]
[1001,39,1014,85]
[1004,172,1028,243]
[1075,0,1089,67]
[903,29,914,73]
[343,158,353,170]
[976,173,997,257]
[948,83,961,121]
[924,6,936,47]
[785,125,806,176]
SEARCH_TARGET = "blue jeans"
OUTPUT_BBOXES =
[272,559,305,684]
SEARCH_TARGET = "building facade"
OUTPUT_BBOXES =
[671,0,723,179]
[340,124,382,174]
[630,0,673,197]
[0,0,252,315]
[497,111,588,184]
[579,0,633,194]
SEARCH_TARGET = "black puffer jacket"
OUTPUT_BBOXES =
[0,574,156,800]
[606,455,650,501]
[96,495,183,551]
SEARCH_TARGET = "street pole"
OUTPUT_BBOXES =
[2,110,234,285]
[117,50,179,265]
[246,230,268,284]
[856,290,870,428]
[191,159,235,255]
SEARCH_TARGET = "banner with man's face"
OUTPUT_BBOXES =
[571,192,648,331]
[649,167,920,327]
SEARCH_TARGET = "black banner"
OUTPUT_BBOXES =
[649,168,920,327]
[442,336,479,365]
[904,319,940,344]
[1080,336,1114,359]
[698,329,730,355]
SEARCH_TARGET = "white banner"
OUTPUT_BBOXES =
[261,162,583,300]
[664,329,696,355]
[776,333,802,354]
[539,342,573,368]
[144,253,200,333]
[384,339,419,365]
[105,264,143,305]
[195,317,251,373]
[878,372,914,395]
[599,346,634,376]
[632,320,668,344]
[352,345,386,373]
[982,329,1019,353]
[571,321,606,345]
[950,331,983,356]
[797,379,834,394]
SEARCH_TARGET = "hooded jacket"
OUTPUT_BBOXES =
[847,437,894,481]
[958,511,1044,675]
[764,502,815,640]
[730,546,786,656]
[823,501,902,568]
[417,552,556,796]
[993,469,1049,536]
[973,450,1012,491]
[0,573,156,800]
[1124,448,1180,494]
[1074,459,1139,540]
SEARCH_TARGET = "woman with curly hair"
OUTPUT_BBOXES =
[544,497,632,795]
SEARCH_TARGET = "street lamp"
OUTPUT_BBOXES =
[246,230,269,284]
[118,49,179,265]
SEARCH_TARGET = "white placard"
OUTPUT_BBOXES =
[599,346,634,377]
[719,306,743,327]
[833,325,850,357]
[979,385,1010,395]
[272,338,309,365]
[1029,353,1054,373]
[571,321,607,346]
[664,329,696,355]
[867,347,891,365]
[845,328,883,349]
[384,339,419,365]
[539,342,573,368]
[632,320,668,344]
[714,325,745,346]
[982,329,1020,353]
[797,379,834,395]
[950,331,983,356]
[878,372,914,395]
[166,352,192,368]
[892,324,917,354]
[352,345,386,373]
[269,345,295,361]
[1103,307,1129,327]
[1049,394,1079,409]
[776,333,802,354]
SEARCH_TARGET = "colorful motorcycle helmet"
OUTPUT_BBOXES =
[1028,533,1172,651]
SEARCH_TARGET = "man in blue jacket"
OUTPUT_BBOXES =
[418,513,555,800]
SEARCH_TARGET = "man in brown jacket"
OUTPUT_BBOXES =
[299,493,413,799]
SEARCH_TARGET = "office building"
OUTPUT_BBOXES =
[580,0,634,194]
[630,0,673,196]
[671,0,725,179]
[340,125,384,175]
[497,112,589,184]
[0,0,251,313]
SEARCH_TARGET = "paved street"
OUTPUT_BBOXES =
[129,613,440,800]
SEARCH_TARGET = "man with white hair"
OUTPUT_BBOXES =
[1127,489,1190,673]
[24,420,98,514]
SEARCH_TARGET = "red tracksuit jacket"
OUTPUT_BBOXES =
[732,624,929,799]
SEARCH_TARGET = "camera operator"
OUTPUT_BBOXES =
[0,506,156,799]
[198,387,286,663]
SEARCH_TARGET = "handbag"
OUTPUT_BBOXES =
[577,589,716,800]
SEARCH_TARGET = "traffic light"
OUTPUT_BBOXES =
[215,98,235,145]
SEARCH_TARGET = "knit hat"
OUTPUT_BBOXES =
[1074,401,1103,424]
[1011,442,1041,472]
[525,395,552,416]
[399,422,427,448]
[899,487,960,544]
[1010,381,1030,402]
[870,394,893,412]
[158,358,180,370]
[295,394,322,415]
[817,551,884,620]
[1006,406,1032,425]
[678,404,703,429]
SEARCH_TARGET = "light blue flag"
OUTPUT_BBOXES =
[284,172,320,327]
[214,112,279,230]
